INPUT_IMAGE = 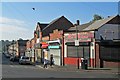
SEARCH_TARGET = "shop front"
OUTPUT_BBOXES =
[34,43,41,63]
[64,31,94,67]
[48,40,62,66]
[41,42,49,63]
[99,40,120,68]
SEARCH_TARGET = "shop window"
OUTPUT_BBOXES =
[67,46,88,58]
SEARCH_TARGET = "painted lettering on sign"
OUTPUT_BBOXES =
[65,32,94,42]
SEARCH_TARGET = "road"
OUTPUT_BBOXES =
[1,53,119,78]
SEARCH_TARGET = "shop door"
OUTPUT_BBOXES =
[35,49,41,62]
[83,46,90,66]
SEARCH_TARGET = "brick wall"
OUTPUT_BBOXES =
[42,36,49,41]
[95,43,100,68]
[31,39,35,48]
[65,57,81,66]
[104,61,120,68]
[50,30,63,40]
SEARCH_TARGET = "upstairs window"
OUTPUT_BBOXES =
[37,30,40,38]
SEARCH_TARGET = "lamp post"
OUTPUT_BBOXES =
[75,20,80,69]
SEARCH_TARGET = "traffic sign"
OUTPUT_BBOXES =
[75,40,79,46]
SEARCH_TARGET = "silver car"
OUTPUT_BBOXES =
[19,56,31,64]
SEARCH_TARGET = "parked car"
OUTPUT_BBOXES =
[4,53,10,58]
[10,56,19,62]
[19,56,31,65]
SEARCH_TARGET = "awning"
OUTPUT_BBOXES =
[41,42,48,48]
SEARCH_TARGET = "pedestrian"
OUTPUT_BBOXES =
[43,50,48,68]
[43,59,48,68]
[50,54,54,67]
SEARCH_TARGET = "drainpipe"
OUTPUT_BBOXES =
[62,31,65,66]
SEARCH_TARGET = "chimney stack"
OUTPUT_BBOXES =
[108,16,110,18]
[77,20,80,25]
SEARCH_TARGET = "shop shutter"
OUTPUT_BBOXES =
[67,46,83,58]
[100,45,120,61]
[49,49,61,65]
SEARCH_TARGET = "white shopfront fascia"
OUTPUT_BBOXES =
[48,39,61,44]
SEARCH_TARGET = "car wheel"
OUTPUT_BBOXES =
[19,62,22,65]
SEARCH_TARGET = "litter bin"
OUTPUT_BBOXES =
[81,58,84,69]
[81,58,88,70]
[84,59,88,70]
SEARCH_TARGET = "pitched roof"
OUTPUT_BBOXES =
[17,40,28,46]
[68,22,93,31]
[42,17,61,31]
[42,16,73,37]
[83,15,119,31]
[37,22,49,31]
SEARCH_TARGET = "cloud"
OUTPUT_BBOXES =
[0,17,24,26]
[0,17,33,40]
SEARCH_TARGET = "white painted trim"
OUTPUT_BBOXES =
[48,39,61,44]
[64,45,67,57]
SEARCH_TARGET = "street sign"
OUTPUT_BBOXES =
[75,40,79,46]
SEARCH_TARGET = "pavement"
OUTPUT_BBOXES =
[2,53,119,78]
[35,63,120,75]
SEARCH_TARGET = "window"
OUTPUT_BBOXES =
[67,46,89,58]
[37,30,40,38]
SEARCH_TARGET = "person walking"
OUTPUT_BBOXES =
[50,54,54,67]
[43,59,48,68]
[43,50,48,68]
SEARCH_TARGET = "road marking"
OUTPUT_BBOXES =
[9,65,37,70]
[10,65,14,67]
[36,65,44,68]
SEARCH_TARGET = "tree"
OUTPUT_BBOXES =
[92,14,103,22]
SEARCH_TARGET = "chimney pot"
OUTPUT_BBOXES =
[77,20,79,25]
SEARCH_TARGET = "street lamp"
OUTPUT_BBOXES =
[75,20,80,69]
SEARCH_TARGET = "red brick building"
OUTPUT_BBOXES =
[64,15,120,68]
[33,16,73,64]
[16,39,28,58]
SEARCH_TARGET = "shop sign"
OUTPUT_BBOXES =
[65,32,94,42]
[41,42,48,48]
[48,46,60,49]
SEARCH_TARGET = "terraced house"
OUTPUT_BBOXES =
[26,15,120,68]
